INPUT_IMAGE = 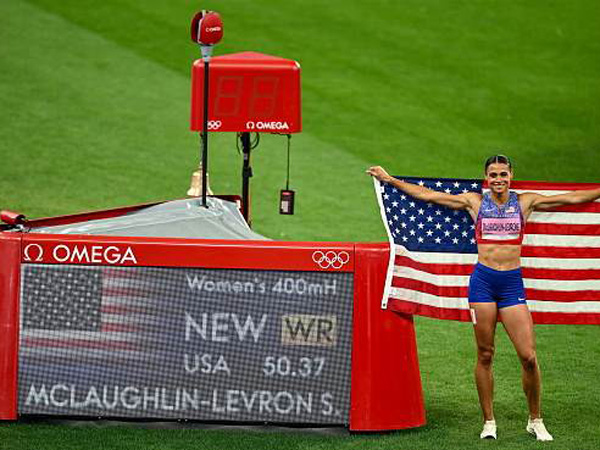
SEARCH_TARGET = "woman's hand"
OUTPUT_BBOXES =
[366,166,391,183]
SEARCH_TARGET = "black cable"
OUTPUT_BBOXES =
[236,132,260,154]
[250,132,260,149]
[286,134,291,190]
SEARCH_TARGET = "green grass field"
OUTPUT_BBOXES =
[1,0,600,449]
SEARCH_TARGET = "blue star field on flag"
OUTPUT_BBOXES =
[380,177,482,254]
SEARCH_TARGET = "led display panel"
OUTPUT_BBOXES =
[18,264,353,424]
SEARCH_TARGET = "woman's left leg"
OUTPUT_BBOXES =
[498,304,541,418]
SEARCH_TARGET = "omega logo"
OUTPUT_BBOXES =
[245,121,290,131]
[23,243,138,265]
[23,244,44,262]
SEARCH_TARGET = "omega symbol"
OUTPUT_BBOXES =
[23,243,44,262]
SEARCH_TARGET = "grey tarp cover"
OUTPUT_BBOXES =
[34,198,268,240]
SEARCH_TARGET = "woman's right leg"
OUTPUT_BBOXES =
[471,303,499,421]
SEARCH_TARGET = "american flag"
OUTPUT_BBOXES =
[20,266,157,362]
[374,176,600,324]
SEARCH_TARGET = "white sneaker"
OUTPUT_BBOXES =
[480,420,497,439]
[527,417,554,441]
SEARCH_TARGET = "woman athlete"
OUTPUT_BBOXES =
[367,155,600,441]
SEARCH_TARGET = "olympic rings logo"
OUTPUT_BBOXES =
[207,120,222,130]
[312,251,350,270]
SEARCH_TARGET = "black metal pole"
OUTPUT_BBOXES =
[201,59,210,208]
[241,132,252,223]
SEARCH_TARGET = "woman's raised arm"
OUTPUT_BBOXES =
[521,188,600,213]
[366,166,479,211]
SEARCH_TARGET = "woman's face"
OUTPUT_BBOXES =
[485,162,512,194]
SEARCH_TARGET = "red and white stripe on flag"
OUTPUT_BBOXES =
[380,179,600,325]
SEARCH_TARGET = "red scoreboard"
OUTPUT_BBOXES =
[190,52,302,133]
[0,200,426,430]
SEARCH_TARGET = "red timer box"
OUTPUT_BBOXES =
[190,52,302,133]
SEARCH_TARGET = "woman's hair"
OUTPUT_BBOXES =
[484,154,512,172]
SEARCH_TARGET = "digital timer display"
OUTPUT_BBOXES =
[18,265,352,424]
[190,52,302,133]
[213,75,279,118]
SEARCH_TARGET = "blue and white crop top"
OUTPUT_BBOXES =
[475,191,525,245]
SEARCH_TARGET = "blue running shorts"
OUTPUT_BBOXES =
[468,262,527,309]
